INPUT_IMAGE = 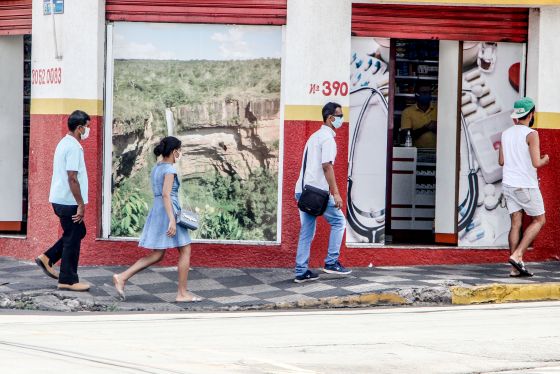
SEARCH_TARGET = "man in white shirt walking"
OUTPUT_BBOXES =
[499,97,549,277]
[35,110,91,291]
[293,102,351,283]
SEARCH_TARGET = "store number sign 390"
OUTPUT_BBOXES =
[309,81,349,96]
[32,67,62,85]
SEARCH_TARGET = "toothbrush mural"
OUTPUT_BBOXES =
[458,42,525,247]
[346,37,390,244]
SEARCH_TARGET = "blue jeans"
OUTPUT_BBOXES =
[294,193,346,276]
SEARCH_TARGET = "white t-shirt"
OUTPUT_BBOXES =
[295,125,337,194]
[501,125,539,188]
[49,135,89,205]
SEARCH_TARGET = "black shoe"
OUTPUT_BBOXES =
[323,261,352,275]
[294,270,319,283]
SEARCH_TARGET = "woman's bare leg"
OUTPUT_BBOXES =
[176,244,200,302]
[114,250,166,294]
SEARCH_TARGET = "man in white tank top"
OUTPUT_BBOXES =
[498,97,549,277]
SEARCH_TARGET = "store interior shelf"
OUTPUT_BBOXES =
[396,76,438,81]
[396,58,439,64]
[416,162,436,167]
[395,93,438,98]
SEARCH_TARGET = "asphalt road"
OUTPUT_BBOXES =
[1,302,559,373]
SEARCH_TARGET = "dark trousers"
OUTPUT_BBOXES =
[44,203,86,284]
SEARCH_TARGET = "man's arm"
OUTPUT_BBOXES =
[527,131,549,168]
[401,110,435,140]
[67,171,85,223]
[410,124,434,140]
[498,144,504,166]
[322,162,342,209]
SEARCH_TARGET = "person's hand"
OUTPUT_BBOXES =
[167,220,177,237]
[542,154,550,165]
[72,204,85,223]
[427,121,437,132]
[333,193,343,210]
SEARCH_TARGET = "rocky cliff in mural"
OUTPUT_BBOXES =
[110,56,281,240]
[112,98,280,187]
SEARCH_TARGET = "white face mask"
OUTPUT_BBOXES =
[331,115,344,129]
[80,126,90,140]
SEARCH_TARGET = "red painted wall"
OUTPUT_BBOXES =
[1,115,558,267]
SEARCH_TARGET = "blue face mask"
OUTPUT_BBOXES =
[416,94,432,108]
[332,116,343,129]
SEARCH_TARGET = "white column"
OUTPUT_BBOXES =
[435,41,461,239]
[527,6,560,128]
[31,0,105,107]
[284,0,351,110]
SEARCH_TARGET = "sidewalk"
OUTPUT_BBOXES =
[0,256,559,312]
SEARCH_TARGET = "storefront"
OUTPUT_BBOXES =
[348,4,529,248]
[0,0,559,268]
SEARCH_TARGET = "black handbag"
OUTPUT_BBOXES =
[297,149,330,216]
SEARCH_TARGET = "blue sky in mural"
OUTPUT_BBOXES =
[113,22,282,61]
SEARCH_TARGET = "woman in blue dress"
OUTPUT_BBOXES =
[113,137,201,302]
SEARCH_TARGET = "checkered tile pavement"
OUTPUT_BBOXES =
[0,257,559,311]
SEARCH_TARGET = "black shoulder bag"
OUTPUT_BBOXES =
[297,149,330,216]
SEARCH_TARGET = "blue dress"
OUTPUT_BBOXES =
[139,163,192,250]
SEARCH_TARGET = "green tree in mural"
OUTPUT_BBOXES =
[188,168,278,241]
[111,186,149,237]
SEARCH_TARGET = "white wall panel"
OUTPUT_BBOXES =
[0,36,24,222]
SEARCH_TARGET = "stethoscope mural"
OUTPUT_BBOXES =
[347,86,389,243]
[458,108,510,243]
[458,112,480,232]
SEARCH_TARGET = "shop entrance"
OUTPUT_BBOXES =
[348,3,529,248]
[387,39,439,245]
[348,37,462,247]
[347,35,526,248]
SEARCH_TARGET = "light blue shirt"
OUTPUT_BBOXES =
[49,135,88,205]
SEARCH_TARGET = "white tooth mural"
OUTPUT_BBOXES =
[458,42,525,247]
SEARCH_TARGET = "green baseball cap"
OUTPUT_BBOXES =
[511,97,535,119]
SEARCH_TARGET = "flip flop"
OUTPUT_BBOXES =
[508,258,534,277]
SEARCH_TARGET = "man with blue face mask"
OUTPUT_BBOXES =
[400,83,437,148]
[293,102,351,283]
[35,110,92,292]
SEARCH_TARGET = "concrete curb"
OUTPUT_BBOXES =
[273,283,560,310]
[2,283,560,312]
[270,292,411,310]
[451,283,560,305]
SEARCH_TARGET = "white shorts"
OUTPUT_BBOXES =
[502,186,545,217]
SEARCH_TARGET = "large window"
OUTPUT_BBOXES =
[103,22,283,242]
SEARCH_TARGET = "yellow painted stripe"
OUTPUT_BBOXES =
[451,283,560,305]
[371,0,560,5]
[284,105,350,122]
[31,99,103,116]
[535,112,560,130]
